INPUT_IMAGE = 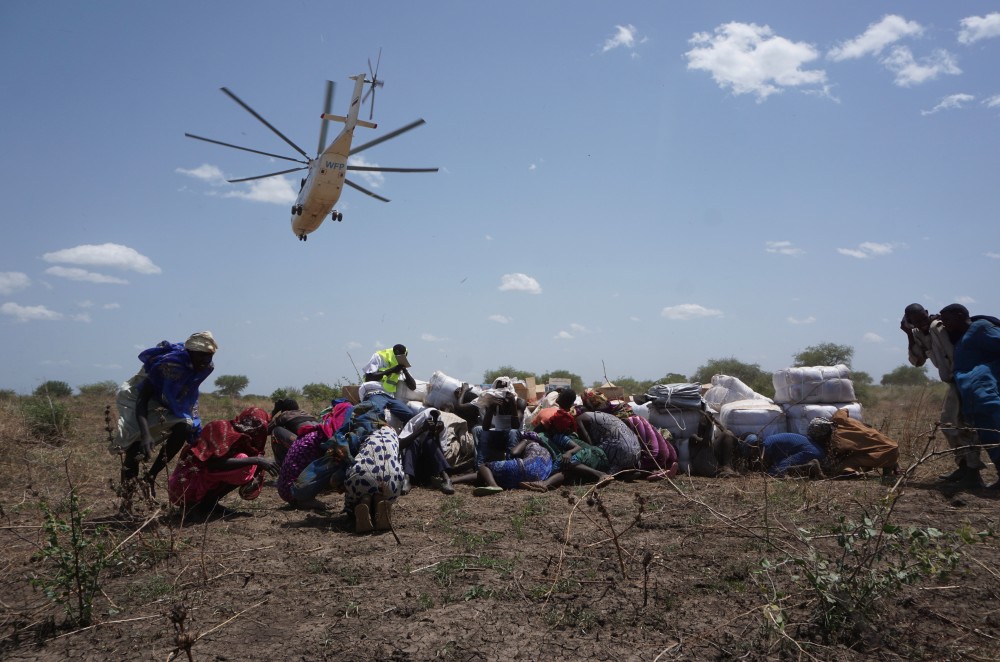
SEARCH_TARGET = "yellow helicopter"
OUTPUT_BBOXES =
[185,55,437,241]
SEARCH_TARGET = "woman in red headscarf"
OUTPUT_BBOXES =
[167,407,278,512]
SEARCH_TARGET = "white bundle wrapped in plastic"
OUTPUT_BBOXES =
[719,399,786,439]
[703,374,771,410]
[425,370,465,409]
[783,403,863,436]
[628,401,651,420]
[395,379,429,404]
[772,365,856,404]
[648,407,703,438]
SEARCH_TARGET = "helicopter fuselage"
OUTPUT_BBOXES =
[291,74,368,238]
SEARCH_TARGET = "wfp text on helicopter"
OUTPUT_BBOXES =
[185,55,438,241]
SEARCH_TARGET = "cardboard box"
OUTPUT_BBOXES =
[341,384,360,404]
[514,376,538,403]
[596,385,625,401]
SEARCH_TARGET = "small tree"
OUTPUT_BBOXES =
[483,366,538,384]
[691,357,774,398]
[793,342,855,368]
[34,380,73,398]
[880,365,929,386]
[270,386,303,402]
[302,382,338,403]
[214,374,249,397]
[538,369,585,394]
[77,380,119,397]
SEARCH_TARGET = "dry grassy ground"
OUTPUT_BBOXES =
[1,387,999,661]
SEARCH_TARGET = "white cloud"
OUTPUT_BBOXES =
[44,266,129,284]
[921,93,975,115]
[956,295,976,304]
[554,330,574,340]
[421,333,447,342]
[485,235,494,241]
[881,46,960,87]
[766,240,804,256]
[685,22,827,101]
[488,314,512,324]
[661,303,723,320]
[602,24,639,52]
[346,341,362,350]
[984,95,1000,108]
[71,313,92,323]
[176,163,227,185]
[863,332,884,343]
[43,243,160,274]
[986,252,1000,259]
[958,13,1000,45]
[528,163,536,171]
[828,15,923,61]
[499,273,542,294]
[837,242,894,259]
[347,155,386,190]
[223,176,297,205]
[41,359,71,366]
[1,302,63,322]
[787,316,816,325]
[77,300,93,308]
[0,272,30,295]
[102,303,121,310]
[629,316,640,322]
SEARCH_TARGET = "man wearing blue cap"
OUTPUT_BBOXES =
[741,431,826,478]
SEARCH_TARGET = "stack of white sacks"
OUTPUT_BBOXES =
[704,375,786,440]
[772,364,863,434]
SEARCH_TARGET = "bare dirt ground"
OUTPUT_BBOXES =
[2,389,1000,661]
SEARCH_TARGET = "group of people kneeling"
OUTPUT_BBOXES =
[109,332,898,535]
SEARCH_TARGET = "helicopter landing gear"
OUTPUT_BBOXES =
[298,233,307,241]
[291,204,303,216]
[332,211,343,222]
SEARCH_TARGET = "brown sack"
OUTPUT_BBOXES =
[828,408,899,471]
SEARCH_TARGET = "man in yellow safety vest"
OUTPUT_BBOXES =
[363,343,417,395]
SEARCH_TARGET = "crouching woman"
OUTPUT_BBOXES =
[167,407,278,514]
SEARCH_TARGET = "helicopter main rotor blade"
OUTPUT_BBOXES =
[345,178,390,202]
[184,133,309,164]
[349,119,426,156]
[316,80,335,156]
[227,166,307,183]
[347,165,439,173]
[221,87,310,160]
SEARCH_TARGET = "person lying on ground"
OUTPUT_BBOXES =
[167,407,278,515]
[110,331,218,498]
[739,431,826,478]
[580,388,633,420]
[519,430,612,493]
[398,408,454,495]
[453,430,553,496]
[268,398,318,468]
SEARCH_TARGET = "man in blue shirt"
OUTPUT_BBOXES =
[742,432,826,478]
[940,303,1000,487]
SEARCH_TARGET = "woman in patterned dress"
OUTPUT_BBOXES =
[343,424,406,533]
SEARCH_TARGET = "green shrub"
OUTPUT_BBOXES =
[34,380,73,398]
[77,380,119,398]
[21,397,72,440]
[0,389,17,401]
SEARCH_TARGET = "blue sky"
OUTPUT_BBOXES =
[2,2,998,395]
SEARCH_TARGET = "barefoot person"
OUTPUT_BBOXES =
[110,331,218,496]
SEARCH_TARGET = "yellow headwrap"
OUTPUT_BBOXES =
[184,330,218,354]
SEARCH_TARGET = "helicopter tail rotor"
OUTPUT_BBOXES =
[316,80,335,156]
[361,48,384,121]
